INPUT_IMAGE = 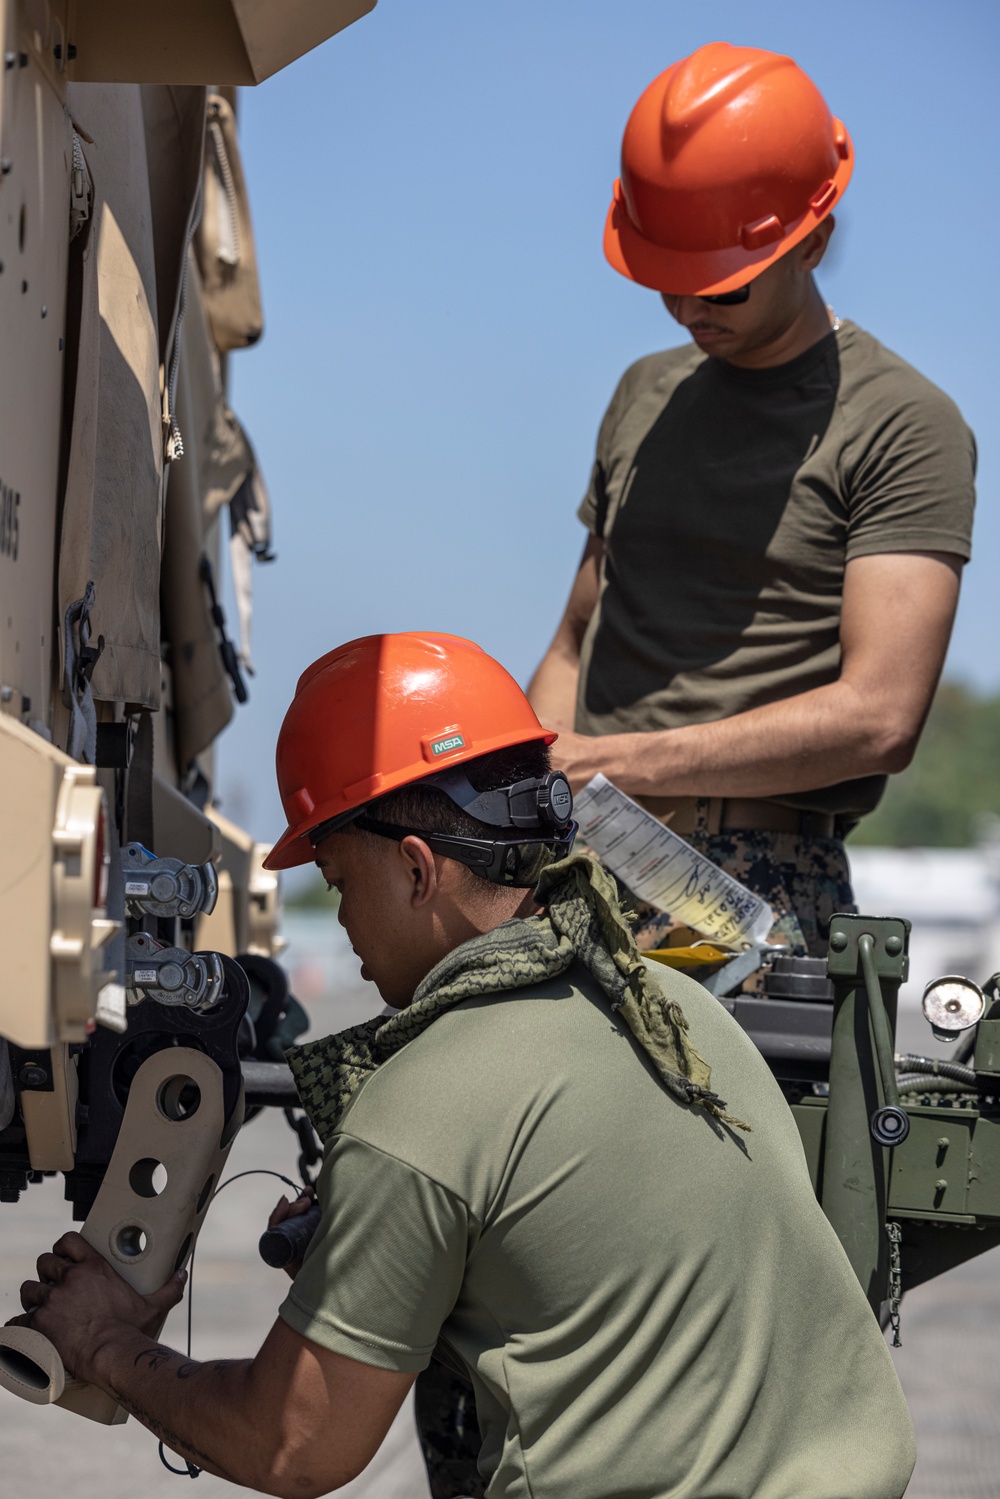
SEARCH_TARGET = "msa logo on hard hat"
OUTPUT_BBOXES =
[420,727,467,764]
[431,733,465,757]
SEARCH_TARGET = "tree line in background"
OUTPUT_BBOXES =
[285,681,999,905]
[849,681,999,847]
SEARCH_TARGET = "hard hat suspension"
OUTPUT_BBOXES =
[309,766,577,888]
[352,816,577,889]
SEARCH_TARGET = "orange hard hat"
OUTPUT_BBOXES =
[604,42,854,296]
[264,632,557,871]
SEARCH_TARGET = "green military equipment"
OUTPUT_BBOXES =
[821,916,910,1310]
[695,908,1000,1323]
[770,915,1000,1324]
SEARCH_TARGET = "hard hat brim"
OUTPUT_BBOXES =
[603,136,853,297]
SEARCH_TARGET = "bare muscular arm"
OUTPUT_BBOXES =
[530,548,962,796]
[95,1320,415,1496]
[16,1233,415,1498]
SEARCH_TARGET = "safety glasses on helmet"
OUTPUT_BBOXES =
[353,815,577,888]
[307,766,577,888]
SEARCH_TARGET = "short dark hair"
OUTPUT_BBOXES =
[352,740,552,841]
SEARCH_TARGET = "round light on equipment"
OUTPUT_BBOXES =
[921,975,986,1040]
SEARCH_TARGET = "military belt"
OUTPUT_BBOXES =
[636,795,840,840]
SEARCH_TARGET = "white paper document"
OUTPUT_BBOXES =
[573,773,775,947]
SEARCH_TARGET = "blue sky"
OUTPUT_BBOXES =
[219,0,999,853]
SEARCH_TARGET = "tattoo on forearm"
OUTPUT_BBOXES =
[131,1346,202,1382]
[133,1345,178,1373]
[108,1384,227,1476]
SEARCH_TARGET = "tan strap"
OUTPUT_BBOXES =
[636,795,837,839]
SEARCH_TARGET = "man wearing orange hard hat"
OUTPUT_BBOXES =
[530,41,976,957]
[19,631,915,1496]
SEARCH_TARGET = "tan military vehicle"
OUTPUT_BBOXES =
[0,0,374,1419]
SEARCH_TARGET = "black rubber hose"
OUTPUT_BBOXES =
[896,1074,975,1095]
[894,1054,977,1086]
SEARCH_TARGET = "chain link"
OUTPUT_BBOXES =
[886,1220,903,1347]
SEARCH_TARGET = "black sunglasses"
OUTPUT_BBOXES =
[699,283,751,306]
[353,815,579,888]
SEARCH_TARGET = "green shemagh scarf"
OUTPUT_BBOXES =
[286,852,749,1142]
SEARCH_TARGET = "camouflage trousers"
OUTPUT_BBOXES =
[626,828,857,959]
[414,1362,486,1499]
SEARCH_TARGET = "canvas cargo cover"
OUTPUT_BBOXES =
[196,93,263,352]
[59,83,207,711]
[161,246,263,768]
[59,83,164,710]
[61,80,264,763]
[141,85,207,365]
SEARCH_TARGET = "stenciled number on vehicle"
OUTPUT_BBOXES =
[0,478,20,562]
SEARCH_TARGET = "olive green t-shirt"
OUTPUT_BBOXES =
[576,322,976,817]
[280,959,915,1498]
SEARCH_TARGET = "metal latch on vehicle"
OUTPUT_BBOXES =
[121,843,218,920]
[125,933,224,1011]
